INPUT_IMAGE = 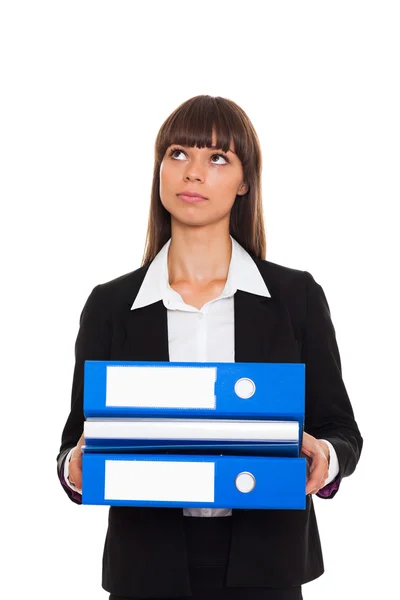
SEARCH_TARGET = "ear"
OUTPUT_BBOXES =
[237,181,249,196]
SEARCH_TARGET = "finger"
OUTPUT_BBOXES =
[306,455,327,494]
[300,452,312,482]
[69,471,82,489]
[307,474,328,494]
[305,460,311,482]
[69,462,82,490]
[70,473,82,490]
[71,441,84,461]
[69,479,82,494]
[306,470,324,494]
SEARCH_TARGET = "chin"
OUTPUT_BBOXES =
[163,200,231,229]
[167,203,206,223]
[172,211,230,230]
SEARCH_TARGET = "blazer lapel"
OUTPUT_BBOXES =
[234,290,300,363]
[122,300,170,362]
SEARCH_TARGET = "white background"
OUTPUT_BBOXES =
[1,1,399,598]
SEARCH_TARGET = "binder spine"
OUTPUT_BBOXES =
[82,453,306,510]
[83,360,305,422]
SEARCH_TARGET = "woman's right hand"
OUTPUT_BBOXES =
[68,432,85,491]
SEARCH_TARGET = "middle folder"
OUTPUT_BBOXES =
[83,418,300,457]
[83,361,305,457]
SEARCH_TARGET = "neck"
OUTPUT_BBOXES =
[168,220,232,285]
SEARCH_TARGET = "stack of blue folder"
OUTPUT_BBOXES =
[82,361,307,509]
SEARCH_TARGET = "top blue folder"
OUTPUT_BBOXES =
[83,361,305,421]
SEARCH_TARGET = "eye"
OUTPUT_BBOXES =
[210,153,229,165]
[168,148,185,160]
[168,147,229,165]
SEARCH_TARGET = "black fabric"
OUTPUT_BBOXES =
[57,258,363,598]
[109,587,303,600]
[184,515,232,567]
[109,517,303,599]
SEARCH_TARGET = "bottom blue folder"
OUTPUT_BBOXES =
[82,453,307,510]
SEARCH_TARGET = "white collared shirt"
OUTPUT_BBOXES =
[65,236,339,514]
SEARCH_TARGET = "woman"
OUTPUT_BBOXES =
[56,95,363,600]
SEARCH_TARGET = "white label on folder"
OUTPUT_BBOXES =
[104,459,215,503]
[105,366,217,409]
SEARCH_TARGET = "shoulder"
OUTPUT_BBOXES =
[252,258,329,334]
[85,264,151,310]
[251,256,319,298]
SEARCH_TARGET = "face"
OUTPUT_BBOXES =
[159,131,248,229]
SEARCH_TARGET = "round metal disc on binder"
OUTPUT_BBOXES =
[235,471,256,493]
[234,377,256,399]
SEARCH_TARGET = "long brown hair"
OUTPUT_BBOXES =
[141,95,266,266]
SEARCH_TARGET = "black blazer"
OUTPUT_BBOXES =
[57,256,363,598]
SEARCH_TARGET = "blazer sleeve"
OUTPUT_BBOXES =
[302,271,363,499]
[56,284,112,504]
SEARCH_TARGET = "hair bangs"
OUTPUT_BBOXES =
[156,96,250,164]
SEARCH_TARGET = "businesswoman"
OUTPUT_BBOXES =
[57,95,363,600]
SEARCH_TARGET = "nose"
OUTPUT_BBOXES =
[183,156,205,183]
[184,172,203,182]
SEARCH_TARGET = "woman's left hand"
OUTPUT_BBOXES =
[300,432,330,495]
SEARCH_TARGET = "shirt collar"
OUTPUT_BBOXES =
[130,236,271,311]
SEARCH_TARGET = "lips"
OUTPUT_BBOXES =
[178,191,207,203]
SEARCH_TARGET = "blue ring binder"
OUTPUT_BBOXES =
[81,361,306,509]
